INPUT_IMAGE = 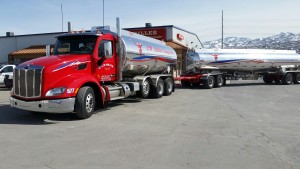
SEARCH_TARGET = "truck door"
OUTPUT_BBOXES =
[96,38,116,82]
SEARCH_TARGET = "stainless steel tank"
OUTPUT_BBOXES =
[119,30,177,77]
[186,49,300,72]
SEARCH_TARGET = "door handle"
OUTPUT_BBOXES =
[110,74,115,77]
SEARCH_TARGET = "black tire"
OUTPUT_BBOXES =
[181,80,191,87]
[163,77,173,96]
[203,76,214,89]
[138,78,151,98]
[214,75,223,88]
[293,73,300,84]
[263,74,273,84]
[75,86,95,119]
[151,78,164,98]
[282,73,293,85]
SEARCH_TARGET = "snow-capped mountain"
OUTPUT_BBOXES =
[203,32,300,53]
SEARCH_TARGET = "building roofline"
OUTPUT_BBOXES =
[0,32,67,39]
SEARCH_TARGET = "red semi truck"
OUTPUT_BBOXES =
[10,18,177,119]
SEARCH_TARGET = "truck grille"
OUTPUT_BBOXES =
[14,66,43,98]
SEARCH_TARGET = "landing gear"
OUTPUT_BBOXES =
[263,74,273,84]
[181,80,191,87]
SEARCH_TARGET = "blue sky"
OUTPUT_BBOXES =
[0,0,299,41]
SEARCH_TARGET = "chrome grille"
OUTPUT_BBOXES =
[14,66,43,98]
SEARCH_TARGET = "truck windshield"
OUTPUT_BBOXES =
[53,35,97,55]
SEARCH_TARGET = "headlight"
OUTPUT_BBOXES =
[46,87,66,96]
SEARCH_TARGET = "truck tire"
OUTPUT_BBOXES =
[282,73,293,85]
[138,78,150,98]
[163,77,173,96]
[214,75,223,88]
[203,76,214,89]
[293,73,300,84]
[151,78,164,98]
[75,86,95,119]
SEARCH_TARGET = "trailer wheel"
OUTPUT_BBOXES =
[293,73,300,84]
[181,80,191,87]
[263,74,273,84]
[282,73,293,85]
[138,78,151,98]
[151,78,164,98]
[163,77,173,96]
[214,75,223,88]
[75,86,95,119]
[203,76,214,89]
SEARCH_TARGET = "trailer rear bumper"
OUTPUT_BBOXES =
[10,97,75,113]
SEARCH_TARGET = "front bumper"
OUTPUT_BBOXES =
[10,97,76,113]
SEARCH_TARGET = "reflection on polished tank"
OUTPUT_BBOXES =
[119,30,177,77]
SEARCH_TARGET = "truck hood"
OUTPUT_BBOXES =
[20,54,90,67]
[20,54,91,69]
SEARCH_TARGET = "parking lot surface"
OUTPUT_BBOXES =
[0,80,300,169]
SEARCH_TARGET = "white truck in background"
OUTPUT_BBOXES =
[0,64,15,88]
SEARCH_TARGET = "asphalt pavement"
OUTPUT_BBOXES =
[0,80,299,169]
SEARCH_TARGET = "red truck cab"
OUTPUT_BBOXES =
[10,31,119,118]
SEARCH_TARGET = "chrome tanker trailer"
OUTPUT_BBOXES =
[10,18,177,119]
[178,48,300,89]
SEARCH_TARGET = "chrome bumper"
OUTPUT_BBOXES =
[10,97,75,113]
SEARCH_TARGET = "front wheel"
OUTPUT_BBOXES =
[75,86,95,119]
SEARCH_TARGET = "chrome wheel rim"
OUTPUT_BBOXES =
[86,93,94,113]
[143,80,150,95]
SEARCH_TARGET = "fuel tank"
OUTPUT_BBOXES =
[186,48,300,72]
[119,30,177,77]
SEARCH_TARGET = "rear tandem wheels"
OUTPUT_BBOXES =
[263,72,300,85]
[180,74,226,89]
[75,75,175,119]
